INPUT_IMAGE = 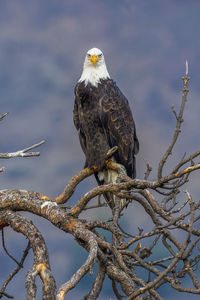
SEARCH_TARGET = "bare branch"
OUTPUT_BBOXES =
[157,71,190,179]
[0,140,45,159]
[26,266,38,300]
[1,228,20,265]
[57,234,98,299]
[127,230,192,299]
[0,240,31,299]
[83,262,105,300]
[0,210,56,299]
[185,59,189,76]
[55,167,95,204]
[1,64,200,299]
[55,147,118,205]
[0,112,8,121]
[144,160,152,180]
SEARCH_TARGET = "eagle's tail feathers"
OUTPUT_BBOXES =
[96,161,127,209]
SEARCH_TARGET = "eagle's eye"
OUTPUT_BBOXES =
[98,53,102,58]
[87,53,91,58]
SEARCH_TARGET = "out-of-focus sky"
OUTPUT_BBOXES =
[0,1,200,299]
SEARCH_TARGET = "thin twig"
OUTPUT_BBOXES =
[0,112,8,121]
[83,261,105,300]
[57,234,98,299]
[1,228,20,265]
[0,140,45,159]
[0,241,31,298]
[157,65,190,179]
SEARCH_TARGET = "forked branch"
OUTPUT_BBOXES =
[157,61,190,179]
[1,64,200,300]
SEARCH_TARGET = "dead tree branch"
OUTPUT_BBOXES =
[0,210,56,299]
[0,240,31,299]
[0,140,45,159]
[157,61,190,179]
[1,64,200,299]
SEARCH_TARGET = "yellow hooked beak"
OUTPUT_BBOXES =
[88,54,100,65]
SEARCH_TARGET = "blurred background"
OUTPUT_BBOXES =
[0,0,200,299]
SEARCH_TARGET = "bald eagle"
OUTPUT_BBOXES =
[73,48,139,209]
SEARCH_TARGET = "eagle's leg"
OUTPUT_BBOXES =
[105,159,118,170]
[105,159,127,176]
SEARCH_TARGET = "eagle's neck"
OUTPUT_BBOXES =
[78,63,110,87]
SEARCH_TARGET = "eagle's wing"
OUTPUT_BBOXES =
[73,97,79,131]
[99,80,139,178]
[73,96,88,167]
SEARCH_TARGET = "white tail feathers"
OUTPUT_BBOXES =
[97,160,127,208]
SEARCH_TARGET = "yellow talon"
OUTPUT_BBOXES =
[105,160,116,170]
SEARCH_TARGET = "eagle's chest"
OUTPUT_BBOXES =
[78,90,101,130]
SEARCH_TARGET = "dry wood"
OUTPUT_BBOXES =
[1,66,200,299]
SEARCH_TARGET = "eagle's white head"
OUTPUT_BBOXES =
[78,48,110,87]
